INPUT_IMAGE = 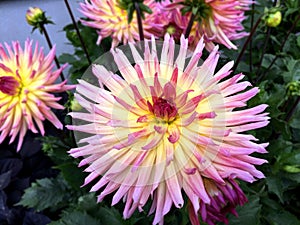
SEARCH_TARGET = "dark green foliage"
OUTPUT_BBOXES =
[227,195,262,225]
[58,22,111,83]
[18,175,73,212]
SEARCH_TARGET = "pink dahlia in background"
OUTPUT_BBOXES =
[0,39,73,151]
[189,178,248,225]
[160,4,201,49]
[163,0,253,50]
[67,34,268,224]
[79,0,166,47]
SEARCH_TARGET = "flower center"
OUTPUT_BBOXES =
[151,97,178,123]
[0,76,20,96]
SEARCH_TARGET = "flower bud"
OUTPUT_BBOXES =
[166,25,176,35]
[70,99,82,111]
[26,7,45,26]
[287,81,300,96]
[266,10,282,27]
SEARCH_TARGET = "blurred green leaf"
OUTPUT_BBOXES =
[55,162,85,190]
[49,211,101,225]
[18,175,72,212]
[228,195,261,225]
[266,176,285,202]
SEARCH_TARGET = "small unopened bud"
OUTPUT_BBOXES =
[166,25,176,35]
[266,10,282,27]
[70,99,82,111]
[0,76,20,95]
[287,81,300,97]
[26,7,44,26]
[25,7,53,33]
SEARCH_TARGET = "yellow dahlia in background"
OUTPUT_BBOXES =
[79,0,166,47]
[67,34,269,224]
[163,0,253,50]
[0,39,74,151]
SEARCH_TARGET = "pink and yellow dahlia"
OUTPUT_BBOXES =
[68,34,268,224]
[0,39,73,151]
[79,0,166,47]
[160,4,201,49]
[163,0,253,50]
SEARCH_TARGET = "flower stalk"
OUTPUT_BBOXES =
[285,96,300,122]
[40,25,65,81]
[26,7,65,81]
[249,3,255,73]
[255,13,300,84]
[232,16,262,77]
[185,11,196,38]
[64,0,91,64]
[135,2,144,41]
[256,27,271,75]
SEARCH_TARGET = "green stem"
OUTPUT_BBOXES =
[249,3,255,73]
[185,13,196,38]
[135,2,144,41]
[285,96,300,122]
[255,13,300,84]
[232,17,262,76]
[41,24,65,81]
[256,27,271,76]
[64,0,91,64]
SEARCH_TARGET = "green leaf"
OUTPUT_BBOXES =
[64,193,126,225]
[49,211,101,225]
[290,106,300,128]
[227,195,261,225]
[192,6,198,15]
[263,200,300,225]
[283,165,300,173]
[97,207,124,225]
[40,136,72,165]
[127,5,134,24]
[18,176,72,212]
[55,162,85,190]
[261,54,276,69]
[282,58,300,82]
[139,3,152,14]
[297,35,300,48]
[58,53,77,64]
[266,176,285,202]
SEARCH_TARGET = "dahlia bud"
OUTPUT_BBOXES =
[26,7,44,26]
[266,10,282,27]
[287,81,300,97]
[25,7,53,33]
[70,99,82,111]
[166,25,176,35]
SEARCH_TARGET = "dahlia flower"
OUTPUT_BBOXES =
[79,0,166,47]
[160,5,200,49]
[163,0,253,50]
[68,34,268,224]
[188,178,248,225]
[0,39,73,151]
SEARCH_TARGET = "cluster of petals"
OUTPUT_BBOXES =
[79,0,167,48]
[67,34,269,224]
[0,39,73,151]
[162,0,253,50]
[189,178,248,225]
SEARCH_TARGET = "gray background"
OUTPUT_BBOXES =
[0,0,81,57]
